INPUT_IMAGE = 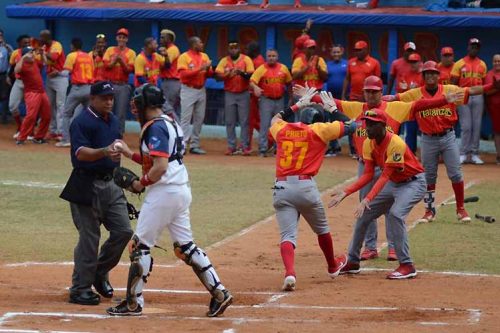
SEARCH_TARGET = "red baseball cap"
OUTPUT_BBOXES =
[408,53,421,62]
[421,61,440,74]
[304,39,316,48]
[363,75,383,91]
[116,28,129,37]
[295,34,310,49]
[404,42,416,51]
[361,109,387,124]
[354,41,368,50]
[441,47,454,56]
[468,38,481,45]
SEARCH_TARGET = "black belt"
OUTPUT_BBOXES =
[398,175,418,184]
[75,168,113,182]
[425,128,453,137]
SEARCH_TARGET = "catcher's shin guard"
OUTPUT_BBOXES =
[174,242,225,297]
[126,245,153,310]
[423,189,436,216]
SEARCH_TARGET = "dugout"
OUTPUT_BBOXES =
[4,0,500,136]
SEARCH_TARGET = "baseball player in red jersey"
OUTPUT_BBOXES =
[90,34,107,82]
[291,39,327,90]
[247,41,266,151]
[134,37,165,87]
[437,47,455,85]
[269,87,357,291]
[390,61,500,223]
[485,54,500,164]
[159,29,181,120]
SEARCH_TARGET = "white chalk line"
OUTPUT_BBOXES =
[0,330,91,333]
[0,180,64,190]
[4,261,177,269]
[111,288,283,296]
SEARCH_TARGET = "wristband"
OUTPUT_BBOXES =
[131,152,142,164]
[140,174,155,187]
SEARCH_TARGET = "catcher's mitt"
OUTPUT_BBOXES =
[113,167,144,194]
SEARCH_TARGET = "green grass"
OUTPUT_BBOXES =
[0,150,353,263]
[369,182,500,274]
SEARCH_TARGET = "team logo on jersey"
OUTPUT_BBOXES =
[392,152,402,162]
[148,136,161,150]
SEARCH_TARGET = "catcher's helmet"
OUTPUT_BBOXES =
[299,106,324,125]
[132,83,166,110]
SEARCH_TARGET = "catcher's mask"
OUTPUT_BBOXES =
[299,106,324,125]
[132,83,166,112]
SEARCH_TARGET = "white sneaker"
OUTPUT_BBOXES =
[459,155,467,164]
[282,276,296,292]
[470,155,484,165]
[27,135,34,141]
[55,141,71,148]
[12,131,19,139]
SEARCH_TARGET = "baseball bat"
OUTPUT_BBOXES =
[441,196,479,206]
[475,214,496,223]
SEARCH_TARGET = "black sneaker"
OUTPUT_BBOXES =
[15,140,25,145]
[207,289,233,317]
[31,138,48,144]
[106,300,142,316]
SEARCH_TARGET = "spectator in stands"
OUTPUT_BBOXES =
[215,40,255,156]
[437,47,455,85]
[485,54,500,164]
[134,37,164,87]
[260,0,302,9]
[451,38,487,164]
[40,29,67,141]
[14,47,50,145]
[0,29,13,124]
[387,41,420,153]
[325,44,348,156]
[342,40,381,158]
[249,49,292,157]
[103,28,136,134]
[91,34,107,82]
[177,36,213,155]
[8,34,30,139]
[247,41,265,152]
[159,29,181,120]
[57,38,94,148]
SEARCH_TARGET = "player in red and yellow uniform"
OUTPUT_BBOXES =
[247,41,266,151]
[8,35,31,135]
[90,34,107,82]
[215,41,255,155]
[437,47,455,85]
[134,37,165,87]
[451,38,488,164]
[330,109,426,280]
[159,29,181,119]
[250,49,293,156]
[267,87,354,291]
[291,39,327,90]
[392,61,499,223]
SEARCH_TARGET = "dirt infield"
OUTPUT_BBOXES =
[1,128,499,332]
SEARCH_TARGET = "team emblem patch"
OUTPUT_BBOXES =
[148,136,161,150]
[392,152,402,162]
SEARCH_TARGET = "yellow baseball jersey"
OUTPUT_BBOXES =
[160,43,180,79]
[64,51,94,84]
[102,46,136,83]
[215,54,254,93]
[250,63,292,99]
[291,55,327,89]
[450,55,487,87]
[177,50,212,88]
[134,51,165,86]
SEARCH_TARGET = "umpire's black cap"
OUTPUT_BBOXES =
[90,81,115,96]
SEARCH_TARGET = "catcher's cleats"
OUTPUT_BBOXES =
[207,289,233,317]
[107,300,142,316]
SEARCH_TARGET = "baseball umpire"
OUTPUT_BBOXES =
[269,87,356,291]
[60,81,133,305]
[107,84,232,317]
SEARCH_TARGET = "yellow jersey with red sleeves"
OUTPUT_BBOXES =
[250,63,292,99]
[291,55,327,90]
[269,120,345,177]
[10,49,23,79]
[215,54,255,93]
[437,62,454,85]
[160,43,180,80]
[362,132,424,183]
[64,51,94,84]
[337,100,412,156]
[89,51,107,82]
[134,51,165,87]
[451,56,487,87]
[177,49,211,88]
[396,84,468,135]
[103,46,136,83]
[43,40,65,74]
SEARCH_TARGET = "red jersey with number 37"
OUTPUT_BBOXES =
[269,120,345,177]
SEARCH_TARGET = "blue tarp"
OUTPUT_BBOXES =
[6,4,500,28]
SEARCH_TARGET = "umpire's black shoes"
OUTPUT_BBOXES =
[207,289,233,317]
[107,300,142,316]
[93,278,114,298]
[69,291,100,306]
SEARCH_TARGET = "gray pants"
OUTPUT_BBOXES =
[225,91,250,150]
[458,94,484,155]
[180,84,206,149]
[273,177,329,246]
[69,179,133,294]
[61,85,91,143]
[348,173,426,265]
[161,79,181,121]
[358,162,395,250]
[421,131,463,185]
[8,79,24,114]
[112,83,132,134]
[259,96,284,153]
[46,75,69,134]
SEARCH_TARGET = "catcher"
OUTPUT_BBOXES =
[107,84,232,317]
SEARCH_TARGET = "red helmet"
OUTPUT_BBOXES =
[421,61,440,74]
[361,108,387,124]
[295,34,310,49]
[363,75,383,91]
